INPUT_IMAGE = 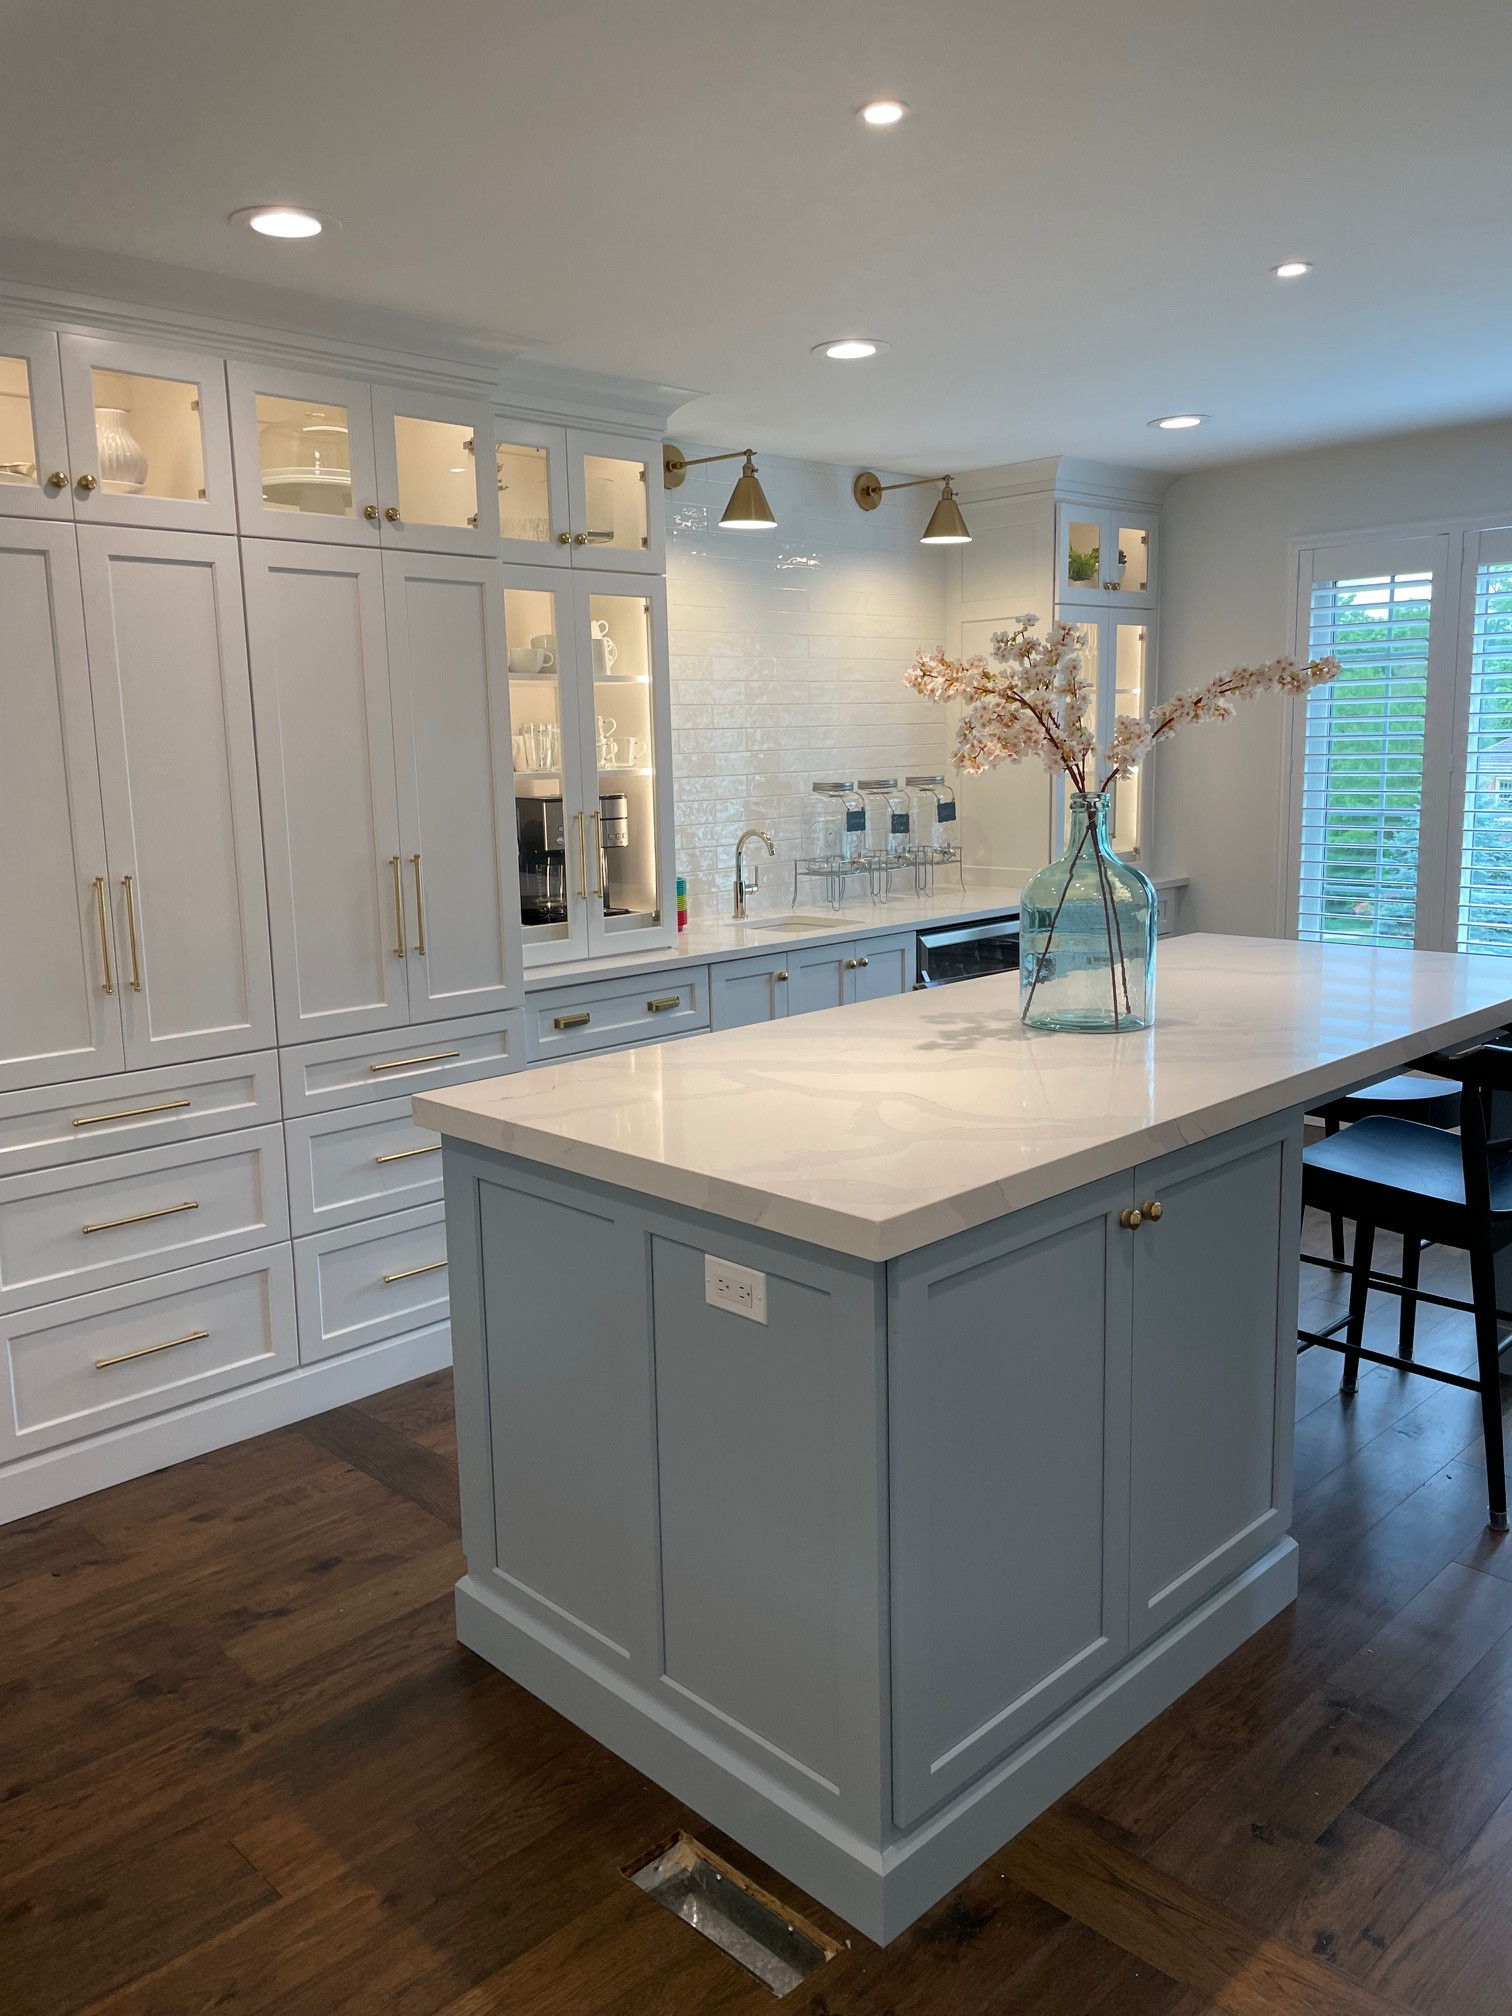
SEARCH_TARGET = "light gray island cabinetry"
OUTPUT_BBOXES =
[417,936,1512,1942]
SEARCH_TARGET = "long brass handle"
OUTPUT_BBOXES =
[1140,1199,1163,1221]
[96,1327,208,1371]
[646,996,681,1013]
[575,810,589,899]
[382,1258,447,1284]
[590,810,603,895]
[374,1143,442,1165]
[93,877,114,995]
[74,1097,191,1129]
[554,1011,591,1031]
[1119,1207,1143,1231]
[390,856,406,958]
[410,854,426,957]
[368,1048,460,1073]
[122,875,142,991]
[83,1199,198,1236]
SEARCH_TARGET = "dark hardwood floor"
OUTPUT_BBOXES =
[5,1212,1512,2013]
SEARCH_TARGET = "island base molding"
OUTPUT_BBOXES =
[456,1539,1298,1944]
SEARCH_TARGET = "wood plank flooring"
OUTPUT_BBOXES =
[4,1211,1512,2014]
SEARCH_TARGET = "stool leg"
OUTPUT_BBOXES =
[1342,1221,1374,1396]
[1470,1241,1509,1533]
[1399,1236,1421,1361]
[1325,1116,1345,1263]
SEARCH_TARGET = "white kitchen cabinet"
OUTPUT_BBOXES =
[0,321,72,520]
[79,526,277,1069]
[565,427,665,574]
[851,931,917,1001]
[292,1199,448,1364]
[284,1096,441,1237]
[504,565,593,963]
[1050,609,1155,860]
[1057,499,1157,607]
[384,552,522,1019]
[788,933,916,1019]
[0,520,123,1092]
[242,539,410,1044]
[710,951,793,1029]
[59,334,236,535]
[228,363,497,556]
[495,418,571,566]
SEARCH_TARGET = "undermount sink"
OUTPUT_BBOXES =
[735,913,845,933]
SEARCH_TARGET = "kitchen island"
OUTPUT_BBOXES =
[417,935,1512,1941]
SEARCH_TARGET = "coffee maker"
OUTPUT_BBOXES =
[598,791,630,916]
[516,795,568,925]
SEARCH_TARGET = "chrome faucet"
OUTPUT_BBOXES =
[733,829,775,919]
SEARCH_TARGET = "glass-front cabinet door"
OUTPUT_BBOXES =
[566,428,665,574]
[573,573,673,954]
[495,417,570,566]
[503,568,592,964]
[1056,502,1156,607]
[228,363,381,544]
[0,322,71,519]
[372,387,498,559]
[58,335,236,533]
[1057,613,1152,860]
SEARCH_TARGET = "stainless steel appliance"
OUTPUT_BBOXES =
[516,795,568,926]
[598,790,630,915]
[915,912,1020,987]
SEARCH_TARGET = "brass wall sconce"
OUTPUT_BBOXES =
[663,444,777,529]
[852,470,972,545]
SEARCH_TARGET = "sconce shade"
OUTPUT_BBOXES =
[920,481,971,545]
[719,454,777,530]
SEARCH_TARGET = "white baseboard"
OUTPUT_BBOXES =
[0,1321,452,1525]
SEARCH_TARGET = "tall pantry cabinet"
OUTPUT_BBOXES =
[0,306,674,1521]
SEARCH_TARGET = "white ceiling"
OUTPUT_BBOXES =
[5,0,1512,473]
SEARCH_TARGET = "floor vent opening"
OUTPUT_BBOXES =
[624,1831,838,1996]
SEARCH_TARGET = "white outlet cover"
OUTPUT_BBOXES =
[704,1253,768,1324]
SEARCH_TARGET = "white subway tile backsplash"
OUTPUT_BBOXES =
[667,449,948,917]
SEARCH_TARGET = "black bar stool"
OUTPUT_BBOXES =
[1300,1041,1512,1532]
[1308,1074,1461,1358]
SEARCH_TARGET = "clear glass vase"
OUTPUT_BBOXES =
[1020,791,1156,1031]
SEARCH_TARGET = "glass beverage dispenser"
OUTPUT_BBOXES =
[858,778,911,859]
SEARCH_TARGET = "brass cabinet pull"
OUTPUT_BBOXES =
[74,1097,190,1129]
[574,810,590,899]
[389,856,406,958]
[646,995,681,1013]
[1119,1206,1143,1231]
[590,810,603,894]
[96,1327,208,1371]
[76,472,98,492]
[410,853,426,956]
[557,531,571,544]
[554,1011,591,1030]
[363,504,380,521]
[573,532,588,545]
[368,1048,460,1073]
[843,957,859,970]
[374,1142,442,1165]
[46,470,69,490]
[775,970,789,983]
[93,877,114,995]
[856,955,869,968]
[83,1199,198,1236]
[382,1257,447,1284]
[122,874,142,991]
[1140,1199,1163,1221]
[384,506,401,523]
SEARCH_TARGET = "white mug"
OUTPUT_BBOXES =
[592,636,620,679]
[529,633,557,658]
[509,645,552,675]
[624,737,648,765]
[590,618,611,640]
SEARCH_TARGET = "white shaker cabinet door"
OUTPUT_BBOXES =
[79,527,276,1071]
[0,520,124,1092]
[383,553,523,1018]
[242,539,410,1044]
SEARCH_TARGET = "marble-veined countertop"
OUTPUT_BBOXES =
[417,935,1512,1260]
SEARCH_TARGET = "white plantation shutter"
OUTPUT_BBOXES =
[1458,538,1512,952]
[1296,568,1434,947]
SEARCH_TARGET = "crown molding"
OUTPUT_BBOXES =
[955,454,1173,508]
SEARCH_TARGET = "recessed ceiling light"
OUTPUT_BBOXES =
[1271,259,1312,279]
[813,338,889,361]
[229,205,331,239]
[1148,413,1208,431]
[857,98,909,126]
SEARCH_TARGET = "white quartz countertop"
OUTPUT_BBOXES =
[417,936,1512,1261]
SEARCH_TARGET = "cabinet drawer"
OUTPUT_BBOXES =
[285,1098,441,1236]
[0,1246,298,1460]
[0,1124,289,1315]
[279,1010,525,1117]
[293,1203,448,1365]
[526,967,708,1061]
[0,1053,281,1180]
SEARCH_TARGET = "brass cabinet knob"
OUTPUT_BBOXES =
[363,504,380,521]
[1119,1206,1143,1230]
[843,958,858,969]
[557,531,571,544]
[46,470,69,489]
[76,472,98,492]
[856,955,869,968]
[573,532,588,544]
[775,970,788,983]
[384,506,401,523]
[1141,1199,1163,1221]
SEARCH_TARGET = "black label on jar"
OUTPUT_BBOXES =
[891,811,911,835]
[937,801,957,823]
[845,808,867,833]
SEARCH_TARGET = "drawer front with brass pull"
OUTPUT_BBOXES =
[0,1123,289,1314]
[292,1201,448,1365]
[284,1096,444,1235]
[0,1054,280,1180]
[527,966,709,1061]
[279,1009,526,1116]
[0,1246,298,1460]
